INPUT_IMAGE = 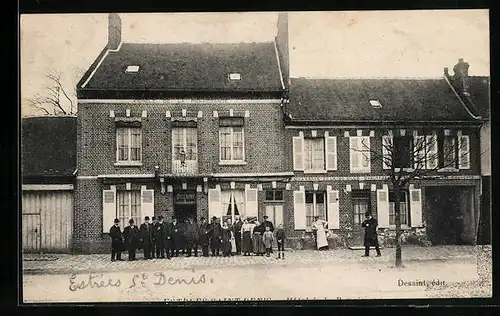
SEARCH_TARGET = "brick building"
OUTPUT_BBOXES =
[73,14,291,253]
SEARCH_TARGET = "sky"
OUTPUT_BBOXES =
[20,10,490,117]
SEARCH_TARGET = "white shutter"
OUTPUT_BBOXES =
[325,135,338,170]
[208,187,222,221]
[274,205,284,227]
[414,135,425,169]
[292,135,304,171]
[293,190,306,230]
[410,188,423,227]
[426,135,438,169]
[376,189,389,228]
[102,188,116,232]
[458,135,470,169]
[141,186,154,221]
[327,188,340,229]
[382,135,393,170]
[349,137,359,171]
[245,186,258,219]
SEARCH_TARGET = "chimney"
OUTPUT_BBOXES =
[452,58,470,95]
[275,12,290,89]
[108,13,122,50]
[443,67,449,77]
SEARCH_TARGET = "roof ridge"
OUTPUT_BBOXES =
[292,76,444,80]
[122,41,275,45]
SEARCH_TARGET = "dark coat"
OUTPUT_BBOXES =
[109,225,123,250]
[208,222,222,248]
[362,217,379,247]
[253,224,265,234]
[221,227,232,253]
[198,222,209,246]
[154,222,165,245]
[171,222,184,248]
[233,220,243,236]
[163,222,173,241]
[139,223,153,246]
[262,220,275,232]
[275,228,286,242]
[184,222,199,242]
[123,225,141,250]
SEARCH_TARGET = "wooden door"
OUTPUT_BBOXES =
[22,214,41,253]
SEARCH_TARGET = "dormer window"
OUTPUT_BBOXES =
[369,100,382,108]
[228,73,241,81]
[125,65,140,73]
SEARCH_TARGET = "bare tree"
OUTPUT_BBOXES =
[27,69,76,115]
[353,130,471,267]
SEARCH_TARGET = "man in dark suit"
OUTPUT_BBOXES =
[233,215,244,255]
[163,215,173,260]
[154,216,166,258]
[109,218,124,262]
[171,217,184,257]
[151,216,157,258]
[361,212,381,257]
[262,215,275,232]
[123,219,141,261]
[198,216,210,257]
[140,216,153,259]
[207,216,222,256]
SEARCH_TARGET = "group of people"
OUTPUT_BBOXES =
[108,213,287,262]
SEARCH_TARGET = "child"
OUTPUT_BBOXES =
[262,226,274,257]
[275,224,286,260]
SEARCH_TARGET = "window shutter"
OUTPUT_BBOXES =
[410,188,423,227]
[292,135,304,171]
[141,186,154,221]
[245,187,258,218]
[376,189,389,228]
[293,190,306,230]
[327,189,340,229]
[426,135,438,169]
[208,187,222,221]
[325,136,338,170]
[458,135,470,169]
[413,135,425,169]
[102,188,116,232]
[349,137,359,171]
[274,205,284,227]
[382,135,393,170]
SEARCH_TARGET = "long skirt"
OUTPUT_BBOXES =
[242,231,253,253]
[230,232,237,253]
[252,232,265,254]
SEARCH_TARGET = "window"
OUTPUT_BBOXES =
[125,65,140,73]
[442,136,457,168]
[117,190,141,228]
[219,127,244,162]
[304,138,325,171]
[265,205,283,228]
[116,127,142,162]
[389,191,408,226]
[265,190,284,201]
[394,136,412,168]
[221,190,245,223]
[352,190,371,225]
[305,192,326,230]
[349,136,371,173]
[172,128,197,161]
[413,134,438,170]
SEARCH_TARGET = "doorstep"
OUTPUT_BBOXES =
[348,246,385,250]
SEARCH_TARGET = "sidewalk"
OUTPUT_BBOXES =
[22,245,491,275]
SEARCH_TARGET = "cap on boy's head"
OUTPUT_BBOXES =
[200,216,205,221]
[129,219,135,224]
[144,216,150,221]
[365,211,371,217]
[114,218,120,224]
[212,216,217,220]
[263,215,268,219]
[152,216,156,220]
[158,215,163,220]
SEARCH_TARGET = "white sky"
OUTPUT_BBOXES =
[20,10,489,116]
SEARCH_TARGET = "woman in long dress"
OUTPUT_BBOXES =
[241,218,254,256]
[221,222,232,257]
[311,216,329,250]
[252,220,266,256]
[226,219,237,254]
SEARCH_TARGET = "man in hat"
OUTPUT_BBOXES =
[233,215,244,255]
[154,216,166,258]
[170,216,184,257]
[140,216,153,259]
[109,218,124,262]
[184,217,199,257]
[361,212,381,257]
[198,216,210,257]
[207,216,222,256]
[151,216,157,258]
[162,214,173,260]
[123,219,141,261]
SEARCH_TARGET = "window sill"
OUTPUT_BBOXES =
[219,161,247,166]
[437,168,460,173]
[114,161,143,167]
[350,169,371,174]
[385,225,410,230]
[395,168,415,172]
[304,169,327,174]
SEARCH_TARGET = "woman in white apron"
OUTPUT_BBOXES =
[311,216,329,250]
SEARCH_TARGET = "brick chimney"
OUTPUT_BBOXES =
[452,58,470,96]
[275,12,290,89]
[108,13,122,50]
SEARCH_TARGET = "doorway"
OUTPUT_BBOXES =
[173,191,197,223]
[351,190,371,246]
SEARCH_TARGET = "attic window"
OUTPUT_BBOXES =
[369,100,382,108]
[125,65,140,73]
[228,73,241,81]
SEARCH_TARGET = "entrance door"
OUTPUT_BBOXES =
[22,214,41,253]
[351,190,371,246]
[174,190,197,223]
[265,205,283,247]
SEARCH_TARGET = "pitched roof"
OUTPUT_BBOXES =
[81,42,283,93]
[287,78,480,123]
[466,76,490,119]
[21,116,77,179]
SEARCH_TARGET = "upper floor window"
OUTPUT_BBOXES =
[172,127,197,161]
[292,132,337,172]
[349,136,371,173]
[304,138,325,171]
[219,117,245,163]
[116,127,142,163]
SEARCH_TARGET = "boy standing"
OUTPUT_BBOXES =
[275,224,286,260]
[262,226,275,257]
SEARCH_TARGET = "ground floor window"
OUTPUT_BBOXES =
[117,190,141,228]
[305,192,326,230]
[265,204,284,228]
[352,190,371,225]
[389,191,408,226]
[221,190,245,224]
